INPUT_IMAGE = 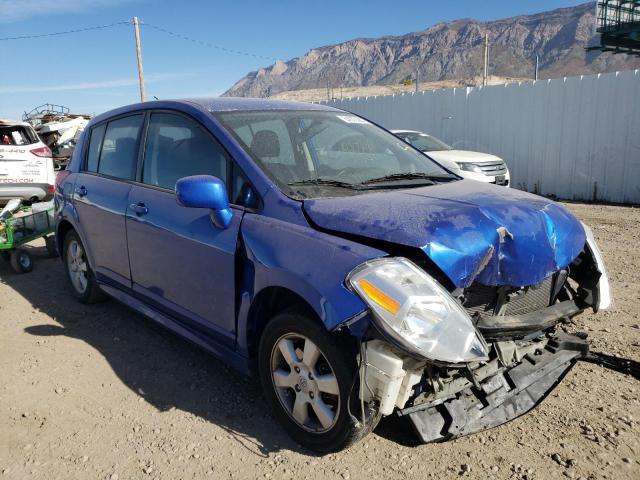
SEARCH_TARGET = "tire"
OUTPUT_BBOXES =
[45,236,58,258]
[258,311,377,452]
[1,252,9,262]
[10,249,33,273]
[62,230,107,303]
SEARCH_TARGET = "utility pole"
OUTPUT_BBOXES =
[535,54,539,81]
[133,16,145,102]
[483,33,489,86]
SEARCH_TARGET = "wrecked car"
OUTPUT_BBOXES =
[23,104,90,170]
[0,119,56,205]
[54,99,611,452]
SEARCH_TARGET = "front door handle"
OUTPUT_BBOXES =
[75,186,88,197]
[130,202,149,216]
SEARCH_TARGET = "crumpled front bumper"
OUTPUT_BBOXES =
[398,333,589,443]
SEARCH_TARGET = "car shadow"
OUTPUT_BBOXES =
[1,242,309,458]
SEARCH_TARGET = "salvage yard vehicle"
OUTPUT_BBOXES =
[0,119,56,204]
[392,129,511,186]
[23,104,91,170]
[54,99,610,452]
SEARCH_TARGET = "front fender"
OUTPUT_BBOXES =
[236,213,387,354]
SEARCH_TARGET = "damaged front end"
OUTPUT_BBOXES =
[346,226,611,443]
[372,333,588,443]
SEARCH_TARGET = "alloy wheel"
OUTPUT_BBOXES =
[67,239,88,294]
[270,333,341,433]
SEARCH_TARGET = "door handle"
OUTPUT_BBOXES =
[130,202,149,216]
[75,186,88,197]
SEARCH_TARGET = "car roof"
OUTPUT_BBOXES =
[186,97,340,113]
[90,97,342,126]
[0,119,30,127]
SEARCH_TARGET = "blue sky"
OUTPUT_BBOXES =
[0,0,589,119]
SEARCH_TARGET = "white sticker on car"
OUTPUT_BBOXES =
[336,115,369,125]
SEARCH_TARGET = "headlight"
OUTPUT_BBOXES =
[456,162,483,173]
[347,258,489,364]
[582,223,611,311]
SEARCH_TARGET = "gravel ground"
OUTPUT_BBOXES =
[1,202,639,480]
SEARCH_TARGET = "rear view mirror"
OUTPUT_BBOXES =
[175,175,232,229]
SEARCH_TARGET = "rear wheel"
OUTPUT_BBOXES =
[10,249,33,273]
[63,230,106,303]
[258,311,377,452]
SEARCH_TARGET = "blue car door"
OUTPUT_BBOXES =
[125,111,242,347]
[73,114,144,289]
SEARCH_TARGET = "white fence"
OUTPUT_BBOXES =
[323,70,640,204]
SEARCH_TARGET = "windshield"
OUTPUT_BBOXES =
[401,133,452,152]
[216,110,454,198]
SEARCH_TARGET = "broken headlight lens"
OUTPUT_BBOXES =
[582,222,611,311]
[347,257,489,364]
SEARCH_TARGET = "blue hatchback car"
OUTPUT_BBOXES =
[55,98,611,452]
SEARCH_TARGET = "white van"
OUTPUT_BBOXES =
[0,119,56,205]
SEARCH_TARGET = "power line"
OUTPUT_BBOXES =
[0,19,277,62]
[0,21,131,41]
[141,22,278,61]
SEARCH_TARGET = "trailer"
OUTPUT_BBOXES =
[0,200,57,273]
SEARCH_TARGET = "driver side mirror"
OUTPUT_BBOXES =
[175,175,232,229]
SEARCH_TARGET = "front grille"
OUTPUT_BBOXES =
[463,276,554,321]
[478,161,508,177]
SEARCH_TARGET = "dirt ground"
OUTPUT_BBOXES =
[1,202,639,480]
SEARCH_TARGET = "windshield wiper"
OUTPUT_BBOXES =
[288,179,363,190]
[361,172,457,185]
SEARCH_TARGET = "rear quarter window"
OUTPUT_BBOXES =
[97,114,143,180]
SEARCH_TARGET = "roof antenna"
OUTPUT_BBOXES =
[153,95,159,100]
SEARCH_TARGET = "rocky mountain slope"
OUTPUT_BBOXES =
[224,2,640,98]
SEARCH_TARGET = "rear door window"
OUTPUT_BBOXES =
[86,123,106,172]
[98,114,143,180]
[142,112,229,191]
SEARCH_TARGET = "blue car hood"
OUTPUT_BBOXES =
[303,180,586,288]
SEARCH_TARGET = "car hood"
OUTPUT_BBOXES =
[426,149,502,164]
[303,180,585,288]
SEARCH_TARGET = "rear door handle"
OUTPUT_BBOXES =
[75,186,88,197]
[130,202,149,216]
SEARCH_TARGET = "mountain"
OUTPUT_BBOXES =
[223,2,640,98]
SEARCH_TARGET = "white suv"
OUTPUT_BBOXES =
[0,119,56,204]
[392,130,511,186]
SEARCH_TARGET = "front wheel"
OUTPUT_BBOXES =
[258,312,376,452]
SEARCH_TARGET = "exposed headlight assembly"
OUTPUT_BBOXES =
[582,223,612,311]
[456,162,483,173]
[347,258,489,364]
